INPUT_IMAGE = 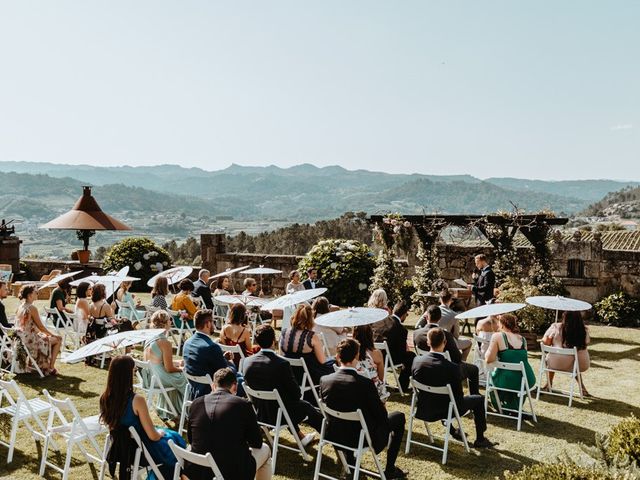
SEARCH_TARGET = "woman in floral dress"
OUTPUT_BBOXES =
[15,285,62,375]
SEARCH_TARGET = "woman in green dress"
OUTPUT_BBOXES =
[484,313,536,411]
[143,310,187,420]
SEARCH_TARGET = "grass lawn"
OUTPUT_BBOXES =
[0,294,638,479]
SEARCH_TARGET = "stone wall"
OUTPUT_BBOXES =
[21,259,104,281]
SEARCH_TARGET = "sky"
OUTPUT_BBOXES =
[0,1,638,180]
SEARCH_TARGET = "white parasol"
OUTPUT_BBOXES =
[314,307,389,328]
[211,266,250,279]
[455,303,527,320]
[261,288,327,311]
[214,294,270,308]
[62,329,165,363]
[39,270,83,290]
[146,266,193,288]
[526,296,592,312]
[240,265,282,293]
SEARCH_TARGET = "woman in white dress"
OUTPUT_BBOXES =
[312,296,347,356]
[74,281,92,336]
[282,270,305,330]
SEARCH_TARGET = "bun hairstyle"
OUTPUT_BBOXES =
[498,313,520,333]
[18,285,36,300]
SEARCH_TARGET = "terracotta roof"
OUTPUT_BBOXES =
[440,229,640,252]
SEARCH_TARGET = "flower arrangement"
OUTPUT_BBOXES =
[298,239,375,306]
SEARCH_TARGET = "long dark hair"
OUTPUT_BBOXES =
[91,283,106,303]
[228,303,247,325]
[99,356,135,430]
[561,311,588,350]
[312,296,330,316]
[353,325,374,361]
[151,276,169,297]
[76,282,91,300]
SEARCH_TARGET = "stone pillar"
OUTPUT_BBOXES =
[200,233,226,273]
[0,237,22,273]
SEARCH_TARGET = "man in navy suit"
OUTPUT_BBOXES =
[302,268,321,290]
[469,254,495,305]
[183,309,233,398]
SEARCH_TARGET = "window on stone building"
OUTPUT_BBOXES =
[567,258,585,278]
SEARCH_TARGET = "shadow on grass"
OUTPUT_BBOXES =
[538,392,640,419]
[17,373,99,399]
[590,346,640,362]
[589,337,640,347]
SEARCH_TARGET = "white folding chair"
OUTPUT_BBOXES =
[485,361,537,431]
[536,343,583,407]
[0,325,46,378]
[472,335,491,387]
[317,332,331,357]
[0,379,54,463]
[44,307,79,352]
[133,359,179,419]
[283,356,322,408]
[374,341,405,395]
[404,378,470,464]
[168,309,195,354]
[243,384,313,474]
[178,373,212,437]
[415,346,451,361]
[217,343,246,371]
[313,402,387,480]
[128,426,167,480]
[168,439,224,480]
[39,390,108,480]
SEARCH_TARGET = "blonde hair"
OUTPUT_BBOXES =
[151,310,171,329]
[291,305,314,331]
[367,288,388,309]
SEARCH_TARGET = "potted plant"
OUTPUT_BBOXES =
[76,229,95,264]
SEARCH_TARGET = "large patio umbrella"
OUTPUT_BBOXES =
[314,307,389,328]
[40,186,131,261]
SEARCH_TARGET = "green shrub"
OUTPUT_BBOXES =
[594,292,640,328]
[298,239,375,307]
[504,462,615,480]
[102,237,172,291]
[497,276,548,333]
[399,279,416,309]
[604,415,640,465]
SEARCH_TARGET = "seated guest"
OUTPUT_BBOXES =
[116,280,143,322]
[88,283,116,341]
[0,280,13,329]
[371,298,415,392]
[151,276,170,310]
[100,356,185,480]
[414,305,480,395]
[542,311,591,396]
[302,267,321,290]
[286,270,305,294]
[242,277,261,297]
[171,279,198,320]
[14,285,62,375]
[321,339,406,479]
[187,368,272,480]
[312,296,347,356]
[412,328,494,448]
[211,276,231,297]
[436,290,471,359]
[243,325,322,446]
[219,303,253,367]
[280,304,334,384]
[183,309,231,398]
[49,277,74,326]
[353,325,388,400]
[484,313,536,410]
[475,315,499,355]
[368,288,392,313]
[193,269,214,310]
[143,311,187,420]
[74,281,92,336]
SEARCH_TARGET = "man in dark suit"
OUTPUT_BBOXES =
[302,267,321,290]
[412,328,494,448]
[243,325,322,445]
[187,368,272,480]
[470,254,495,305]
[371,300,415,391]
[193,269,214,310]
[0,281,13,332]
[414,305,480,395]
[320,338,406,479]
[182,309,232,398]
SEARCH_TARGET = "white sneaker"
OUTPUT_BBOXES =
[301,433,316,447]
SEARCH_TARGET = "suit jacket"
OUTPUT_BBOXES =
[243,350,304,425]
[371,314,408,362]
[182,332,228,398]
[411,352,464,421]
[187,390,262,480]
[413,323,462,364]
[302,278,321,290]
[472,266,495,305]
[193,279,214,310]
[0,300,11,329]
[320,369,390,452]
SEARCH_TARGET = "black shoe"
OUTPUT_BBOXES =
[449,426,463,442]
[473,437,497,448]
[384,467,407,479]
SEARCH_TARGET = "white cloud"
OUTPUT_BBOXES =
[610,124,634,131]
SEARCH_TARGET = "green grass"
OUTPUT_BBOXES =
[0,295,638,479]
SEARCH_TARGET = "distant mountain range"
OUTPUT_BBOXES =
[1,161,638,223]
[581,186,640,218]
